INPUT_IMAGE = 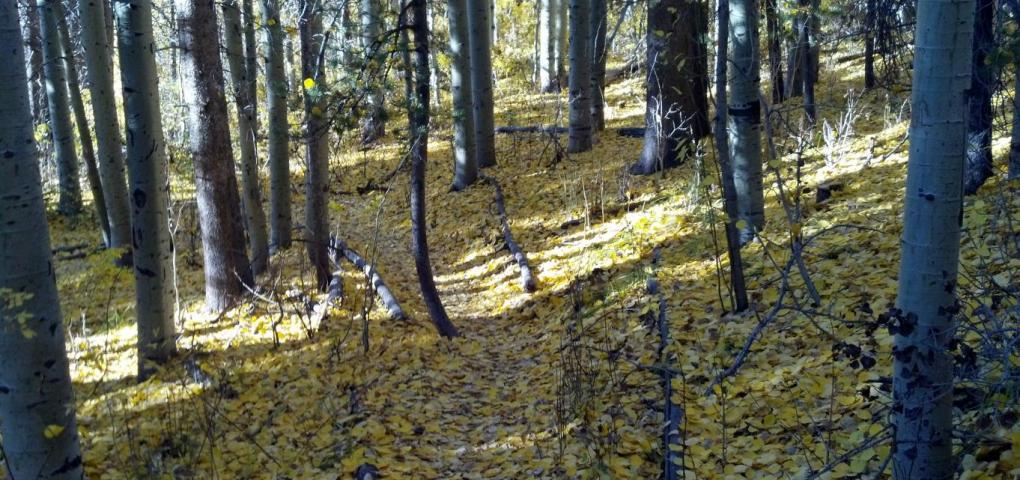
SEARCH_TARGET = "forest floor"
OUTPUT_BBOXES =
[32,60,1020,479]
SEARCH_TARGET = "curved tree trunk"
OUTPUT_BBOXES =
[80,0,134,251]
[631,0,710,175]
[714,0,750,313]
[261,0,292,252]
[54,1,112,245]
[963,0,995,195]
[448,0,478,191]
[37,0,82,216]
[409,0,460,338]
[469,0,497,167]
[114,0,177,379]
[224,0,270,274]
[567,0,593,153]
[0,5,84,477]
[361,0,386,144]
[300,0,330,291]
[590,0,608,131]
[893,0,973,477]
[176,0,253,312]
[729,0,764,242]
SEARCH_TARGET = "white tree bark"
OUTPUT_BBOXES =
[728,0,764,242]
[361,0,386,143]
[893,0,974,477]
[114,0,177,379]
[567,0,593,153]
[538,0,558,91]
[448,0,477,190]
[261,0,292,251]
[0,5,84,478]
[468,0,497,167]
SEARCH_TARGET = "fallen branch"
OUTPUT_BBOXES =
[328,236,407,320]
[647,248,685,478]
[493,126,645,137]
[482,175,537,292]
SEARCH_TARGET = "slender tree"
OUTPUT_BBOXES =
[224,0,270,274]
[714,0,750,313]
[893,0,974,477]
[23,0,47,123]
[556,0,568,85]
[408,0,460,338]
[448,0,478,190]
[864,0,877,90]
[361,0,387,144]
[0,5,84,477]
[80,0,134,251]
[242,0,259,132]
[539,0,559,91]
[631,0,710,175]
[729,0,764,242]
[567,0,593,153]
[590,0,609,131]
[177,0,254,311]
[963,0,995,194]
[798,0,816,124]
[469,0,497,167]
[300,0,330,290]
[261,0,292,251]
[53,1,112,245]
[764,0,785,103]
[37,0,82,215]
[114,0,177,378]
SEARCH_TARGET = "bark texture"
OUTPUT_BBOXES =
[590,0,608,130]
[0,5,84,477]
[361,0,386,144]
[963,0,995,194]
[539,0,559,91]
[261,0,292,251]
[728,0,765,241]
[469,0,497,167]
[893,0,974,477]
[300,0,330,291]
[448,0,478,190]
[177,0,254,312]
[631,0,710,175]
[567,0,593,153]
[764,0,785,103]
[114,0,177,378]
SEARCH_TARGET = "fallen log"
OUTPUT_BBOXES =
[328,236,407,320]
[493,126,645,137]
[482,175,537,292]
[647,248,684,478]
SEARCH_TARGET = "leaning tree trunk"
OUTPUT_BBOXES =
[80,0,133,251]
[300,0,330,291]
[714,0,750,313]
[0,5,84,478]
[261,0,292,252]
[469,0,497,167]
[539,0,558,91]
[631,0,710,175]
[224,0,270,274]
[54,1,112,245]
[590,0,609,131]
[567,0,594,153]
[893,0,974,477]
[177,0,254,313]
[764,0,785,103]
[448,0,478,191]
[37,0,82,216]
[729,0,765,242]
[963,0,995,195]
[408,0,460,338]
[114,0,177,379]
[361,0,386,144]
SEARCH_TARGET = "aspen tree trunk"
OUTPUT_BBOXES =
[557,0,568,86]
[864,0,877,90]
[785,27,804,98]
[469,0,497,167]
[631,0,710,175]
[37,0,82,216]
[590,0,608,131]
[300,0,330,291]
[408,0,460,338]
[224,0,270,274]
[261,0,292,252]
[798,0,816,124]
[54,1,112,245]
[729,0,764,242]
[24,0,47,123]
[893,0,973,477]
[764,0,784,103]
[713,0,750,313]
[176,0,253,311]
[361,0,386,144]
[79,0,133,250]
[539,0,559,91]
[963,0,995,195]
[242,0,259,133]
[114,0,177,379]
[448,0,478,191]
[567,0,593,153]
[0,6,84,478]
